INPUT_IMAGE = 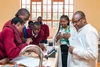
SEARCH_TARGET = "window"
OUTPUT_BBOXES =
[21,0,74,28]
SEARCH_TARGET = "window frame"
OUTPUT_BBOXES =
[21,0,74,28]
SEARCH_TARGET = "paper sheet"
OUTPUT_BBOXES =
[10,56,39,67]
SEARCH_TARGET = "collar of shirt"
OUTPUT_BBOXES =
[32,31,38,38]
[78,28,82,32]
[78,24,89,32]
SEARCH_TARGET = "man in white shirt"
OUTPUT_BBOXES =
[68,11,99,67]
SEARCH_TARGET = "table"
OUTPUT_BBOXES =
[0,56,57,67]
[43,46,58,67]
[0,46,58,67]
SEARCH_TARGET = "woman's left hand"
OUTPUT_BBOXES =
[63,33,70,39]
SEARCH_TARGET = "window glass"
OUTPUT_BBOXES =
[53,5,58,12]
[32,5,36,12]
[53,22,59,28]
[32,13,36,20]
[22,0,26,4]
[26,0,30,4]
[58,5,63,12]
[43,13,47,19]
[69,5,73,12]
[53,13,57,20]
[47,13,51,20]
[70,0,73,4]
[43,5,47,12]
[37,5,41,12]
[65,5,68,12]
[69,13,73,20]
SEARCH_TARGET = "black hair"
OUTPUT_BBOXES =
[74,11,86,18]
[11,17,24,25]
[60,15,70,25]
[33,21,40,26]
[28,20,33,25]
[15,8,30,18]
[38,16,42,19]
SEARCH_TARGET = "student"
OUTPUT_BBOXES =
[55,15,70,45]
[27,21,44,46]
[27,20,33,29]
[23,21,33,39]
[3,8,30,29]
[0,17,32,64]
[68,11,99,67]
[0,8,30,65]
[2,8,30,42]
[54,15,70,67]
[37,16,49,44]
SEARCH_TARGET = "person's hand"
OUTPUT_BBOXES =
[69,46,74,54]
[63,33,70,39]
[56,33,62,42]
[21,37,26,43]
[39,43,46,51]
[26,38,33,44]
[0,58,9,65]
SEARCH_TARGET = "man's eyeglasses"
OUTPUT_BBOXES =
[72,17,83,24]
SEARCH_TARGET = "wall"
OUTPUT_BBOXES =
[0,0,100,37]
[0,0,20,31]
[74,0,100,36]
